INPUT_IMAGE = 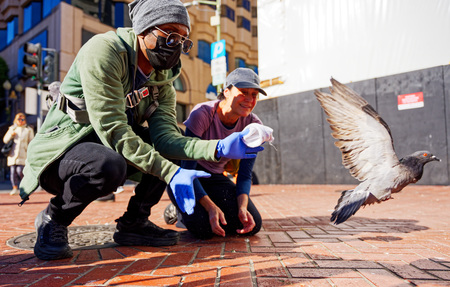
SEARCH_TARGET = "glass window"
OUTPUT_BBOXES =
[251,6,257,18]
[237,0,251,11]
[43,0,62,18]
[221,5,235,22]
[7,17,18,45]
[247,65,258,74]
[237,16,251,31]
[113,2,132,28]
[173,77,185,92]
[82,29,96,45]
[252,25,258,37]
[24,2,42,33]
[197,40,211,64]
[99,0,113,26]
[235,58,246,69]
[0,30,7,51]
[176,103,186,123]
[71,0,99,19]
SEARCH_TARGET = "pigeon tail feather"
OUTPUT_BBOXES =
[331,189,368,225]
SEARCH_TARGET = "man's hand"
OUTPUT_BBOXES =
[169,168,210,215]
[216,129,264,159]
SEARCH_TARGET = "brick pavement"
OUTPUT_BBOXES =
[0,184,449,286]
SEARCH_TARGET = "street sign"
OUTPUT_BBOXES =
[211,40,226,86]
[211,39,226,60]
[25,87,49,115]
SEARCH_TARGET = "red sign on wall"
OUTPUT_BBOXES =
[397,92,424,110]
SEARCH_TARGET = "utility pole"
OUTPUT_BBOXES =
[184,0,223,93]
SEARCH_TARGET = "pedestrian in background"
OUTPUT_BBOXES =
[166,68,266,239]
[2,113,34,195]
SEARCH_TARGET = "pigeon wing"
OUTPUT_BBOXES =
[314,78,400,182]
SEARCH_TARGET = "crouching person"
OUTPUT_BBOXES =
[167,68,267,239]
[20,0,263,260]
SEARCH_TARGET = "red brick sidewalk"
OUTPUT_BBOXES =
[0,184,449,286]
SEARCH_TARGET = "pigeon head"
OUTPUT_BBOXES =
[399,151,441,182]
[411,151,441,164]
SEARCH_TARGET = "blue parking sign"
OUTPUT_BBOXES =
[211,39,226,60]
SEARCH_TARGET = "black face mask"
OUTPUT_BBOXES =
[145,35,182,70]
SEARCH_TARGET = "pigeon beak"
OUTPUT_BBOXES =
[431,155,441,162]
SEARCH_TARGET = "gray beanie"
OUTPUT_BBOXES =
[129,0,191,35]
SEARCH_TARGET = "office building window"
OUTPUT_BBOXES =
[237,16,251,31]
[0,30,7,50]
[7,17,18,45]
[248,65,258,74]
[43,0,62,18]
[221,5,235,21]
[198,40,211,64]
[251,6,257,18]
[235,58,246,69]
[71,0,99,18]
[176,103,187,123]
[99,0,113,26]
[24,2,42,33]
[252,25,258,37]
[174,76,185,92]
[237,0,251,11]
[82,29,96,45]
[206,83,217,98]
[114,2,131,28]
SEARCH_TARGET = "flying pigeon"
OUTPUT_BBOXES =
[314,79,440,225]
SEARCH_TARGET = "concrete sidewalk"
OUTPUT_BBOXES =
[0,184,449,286]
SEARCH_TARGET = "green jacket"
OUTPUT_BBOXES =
[19,27,218,200]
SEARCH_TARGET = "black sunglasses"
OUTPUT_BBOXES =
[152,26,193,53]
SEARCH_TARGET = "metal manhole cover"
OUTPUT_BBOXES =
[7,225,118,251]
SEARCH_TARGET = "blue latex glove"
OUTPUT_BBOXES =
[216,129,264,159]
[169,168,211,215]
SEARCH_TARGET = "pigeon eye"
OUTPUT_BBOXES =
[423,153,428,157]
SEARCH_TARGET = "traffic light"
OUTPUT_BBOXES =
[43,50,58,85]
[22,42,42,80]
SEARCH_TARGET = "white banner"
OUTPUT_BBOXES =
[258,0,450,98]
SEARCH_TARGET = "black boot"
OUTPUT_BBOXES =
[113,217,179,246]
[34,210,73,260]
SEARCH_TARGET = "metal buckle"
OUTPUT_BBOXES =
[126,87,149,109]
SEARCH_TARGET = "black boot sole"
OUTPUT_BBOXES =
[34,245,73,260]
[113,231,180,246]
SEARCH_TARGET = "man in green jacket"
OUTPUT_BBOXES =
[22,0,263,260]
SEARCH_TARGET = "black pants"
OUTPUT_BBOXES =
[167,167,262,239]
[40,130,167,226]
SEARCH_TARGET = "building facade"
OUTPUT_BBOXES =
[0,0,260,126]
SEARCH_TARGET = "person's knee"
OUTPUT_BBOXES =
[182,216,214,239]
[187,226,214,239]
[97,152,127,191]
[249,217,262,235]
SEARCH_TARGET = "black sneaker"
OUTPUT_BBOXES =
[34,210,73,260]
[113,217,179,246]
